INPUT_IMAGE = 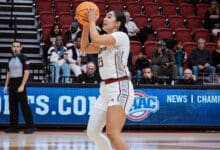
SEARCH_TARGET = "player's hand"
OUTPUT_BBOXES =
[87,8,97,23]
[3,86,8,94]
[17,85,24,93]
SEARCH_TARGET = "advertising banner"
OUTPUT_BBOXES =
[0,86,220,126]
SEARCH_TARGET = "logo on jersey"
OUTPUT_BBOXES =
[127,90,159,121]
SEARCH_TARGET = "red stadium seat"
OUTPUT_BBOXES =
[96,13,106,26]
[150,15,166,30]
[59,12,74,27]
[175,28,192,43]
[90,0,105,3]
[95,2,107,14]
[108,2,124,11]
[42,24,53,47]
[139,0,154,4]
[147,33,155,41]
[55,1,71,14]
[132,14,148,29]
[156,28,173,40]
[39,11,55,26]
[61,25,70,35]
[124,0,139,5]
[157,0,171,4]
[183,42,197,57]
[130,40,142,56]
[205,42,217,52]
[186,16,203,31]
[144,40,157,58]
[161,3,177,17]
[106,0,120,3]
[143,2,160,17]
[193,28,210,42]
[196,3,209,19]
[126,2,142,15]
[179,3,195,18]
[172,0,187,4]
[37,1,53,13]
[72,0,85,11]
[168,15,185,30]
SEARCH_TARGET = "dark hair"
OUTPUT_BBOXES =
[12,40,21,46]
[50,23,62,36]
[114,10,128,33]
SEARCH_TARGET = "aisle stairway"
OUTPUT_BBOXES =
[0,0,44,82]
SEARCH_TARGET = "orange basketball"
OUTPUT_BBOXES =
[75,1,100,26]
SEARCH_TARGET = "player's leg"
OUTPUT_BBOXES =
[18,90,34,128]
[87,108,112,150]
[8,90,19,129]
[106,105,128,150]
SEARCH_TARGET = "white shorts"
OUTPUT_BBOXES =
[94,80,134,114]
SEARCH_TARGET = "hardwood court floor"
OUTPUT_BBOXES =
[0,130,220,150]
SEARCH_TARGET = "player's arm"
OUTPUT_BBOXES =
[17,56,30,93]
[80,26,100,54]
[3,72,10,93]
[20,70,29,88]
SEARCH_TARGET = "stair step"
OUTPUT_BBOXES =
[0,0,41,69]
[0,0,34,5]
[0,38,39,44]
[0,16,35,26]
[0,4,33,13]
[0,25,37,31]
[0,11,34,17]
[0,30,37,39]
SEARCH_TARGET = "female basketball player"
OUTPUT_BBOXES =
[80,9,134,150]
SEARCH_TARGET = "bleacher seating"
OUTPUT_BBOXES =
[126,2,142,15]
[156,27,173,40]
[150,14,166,30]
[183,42,197,57]
[144,41,157,59]
[196,3,209,19]
[205,42,217,52]
[161,3,177,17]
[54,0,71,15]
[36,1,53,13]
[108,1,124,11]
[39,11,55,26]
[175,28,192,43]
[168,15,185,30]
[59,12,74,27]
[132,14,148,29]
[0,0,217,83]
[193,28,210,42]
[179,3,195,18]
[186,16,203,31]
[130,40,142,56]
[143,2,160,17]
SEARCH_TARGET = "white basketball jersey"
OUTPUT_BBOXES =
[98,32,130,80]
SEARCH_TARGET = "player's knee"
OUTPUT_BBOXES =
[106,130,118,142]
